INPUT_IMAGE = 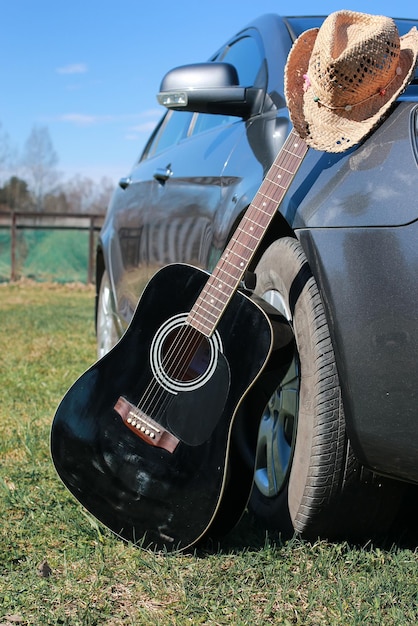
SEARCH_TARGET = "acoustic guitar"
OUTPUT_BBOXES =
[51,129,308,550]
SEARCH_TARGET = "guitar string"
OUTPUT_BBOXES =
[136,323,207,417]
[134,132,304,418]
[187,132,305,331]
[131,196,276,416]
[172,130,305,341]
[138,132,306,416]
[132,302,211,414]
[132,131,306,421]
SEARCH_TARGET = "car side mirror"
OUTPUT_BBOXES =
[157,62,263,119]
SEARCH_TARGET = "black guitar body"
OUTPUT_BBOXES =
[51,263,273,550]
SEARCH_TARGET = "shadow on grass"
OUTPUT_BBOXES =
[197,487,418,558]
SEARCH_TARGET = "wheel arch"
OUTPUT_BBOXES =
[247,235,405,540]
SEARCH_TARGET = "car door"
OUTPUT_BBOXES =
[109,31,269,326]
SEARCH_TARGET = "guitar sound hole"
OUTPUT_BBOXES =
[162,327,211,383]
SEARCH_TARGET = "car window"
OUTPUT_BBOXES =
[191,112,236,136]
[143,110,193,160]
[219,35,264,87]
[191,35,264,137]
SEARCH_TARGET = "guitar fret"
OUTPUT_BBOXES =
[258,189,286,203]
[252,193,282,209]
[189,317,213,335]
[266,182,288,191]
[196,292,226,313]
[231,240,257,254]
[239,219,267,234]
[244,215,266,227]
[266,165,294,177]
[192,297,222,316]
[191,311,222,332]
[229,232,264,250]
[282,148,304,159]
[208,283,235,301]
[248,204,271,216]
[214,267,241,282]
[264,174,293,187]
[222,253,249,269]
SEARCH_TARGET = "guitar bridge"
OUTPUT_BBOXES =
[114,397,180,454]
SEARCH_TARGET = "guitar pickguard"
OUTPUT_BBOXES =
[166,350,230,446]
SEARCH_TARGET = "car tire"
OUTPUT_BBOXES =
[248,237,404,540]
[96,270,120,358]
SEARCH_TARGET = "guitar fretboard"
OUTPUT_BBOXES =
[187,128,308,336]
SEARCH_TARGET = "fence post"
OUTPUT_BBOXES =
[11,211,17,282]
[87,216,95,284]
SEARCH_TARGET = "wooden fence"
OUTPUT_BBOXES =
[0,211,104,283]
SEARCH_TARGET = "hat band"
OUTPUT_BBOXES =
[304,66,403,112]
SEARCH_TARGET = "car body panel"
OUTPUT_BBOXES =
[299,219,418,482]
[98,14,418,485]
[281,103,418,229]
[289,103,418,481]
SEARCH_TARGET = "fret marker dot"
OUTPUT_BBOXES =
[250,226,254,231]
[240,262,244,267]
[262,202,266,207]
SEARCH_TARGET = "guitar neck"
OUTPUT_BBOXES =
[187,128,308,336]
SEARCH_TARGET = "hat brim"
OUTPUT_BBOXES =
[285,27,418,153]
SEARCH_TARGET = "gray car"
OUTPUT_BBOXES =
[95,14,418,541]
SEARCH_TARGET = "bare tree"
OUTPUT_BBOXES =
[21,125,60,210]
[0,122,17,184]
[63,174,113,214]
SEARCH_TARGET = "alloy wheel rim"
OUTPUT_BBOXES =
[253,289,300,498]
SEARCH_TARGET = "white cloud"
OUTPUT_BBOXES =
[124,110,162,139]
[58,113,102,126]
[53,110,162,134]
[128,121,159,134]
[56,63,88,75]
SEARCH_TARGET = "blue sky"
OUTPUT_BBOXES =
[1,0,416,185]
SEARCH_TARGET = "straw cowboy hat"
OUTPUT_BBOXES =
[285,10,418,152]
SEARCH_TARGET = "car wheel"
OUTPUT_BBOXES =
[249,237,404,540]
[96,270,120,358]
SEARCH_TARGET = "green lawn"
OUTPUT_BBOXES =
[1,282,417,625]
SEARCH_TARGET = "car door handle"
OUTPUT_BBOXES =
[153,164,173,184]
[118,176,132,189]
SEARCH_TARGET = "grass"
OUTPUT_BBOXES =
[1,282,418,625]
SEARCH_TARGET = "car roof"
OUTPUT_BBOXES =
[283,15,418,82]
[283,15,418,37]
